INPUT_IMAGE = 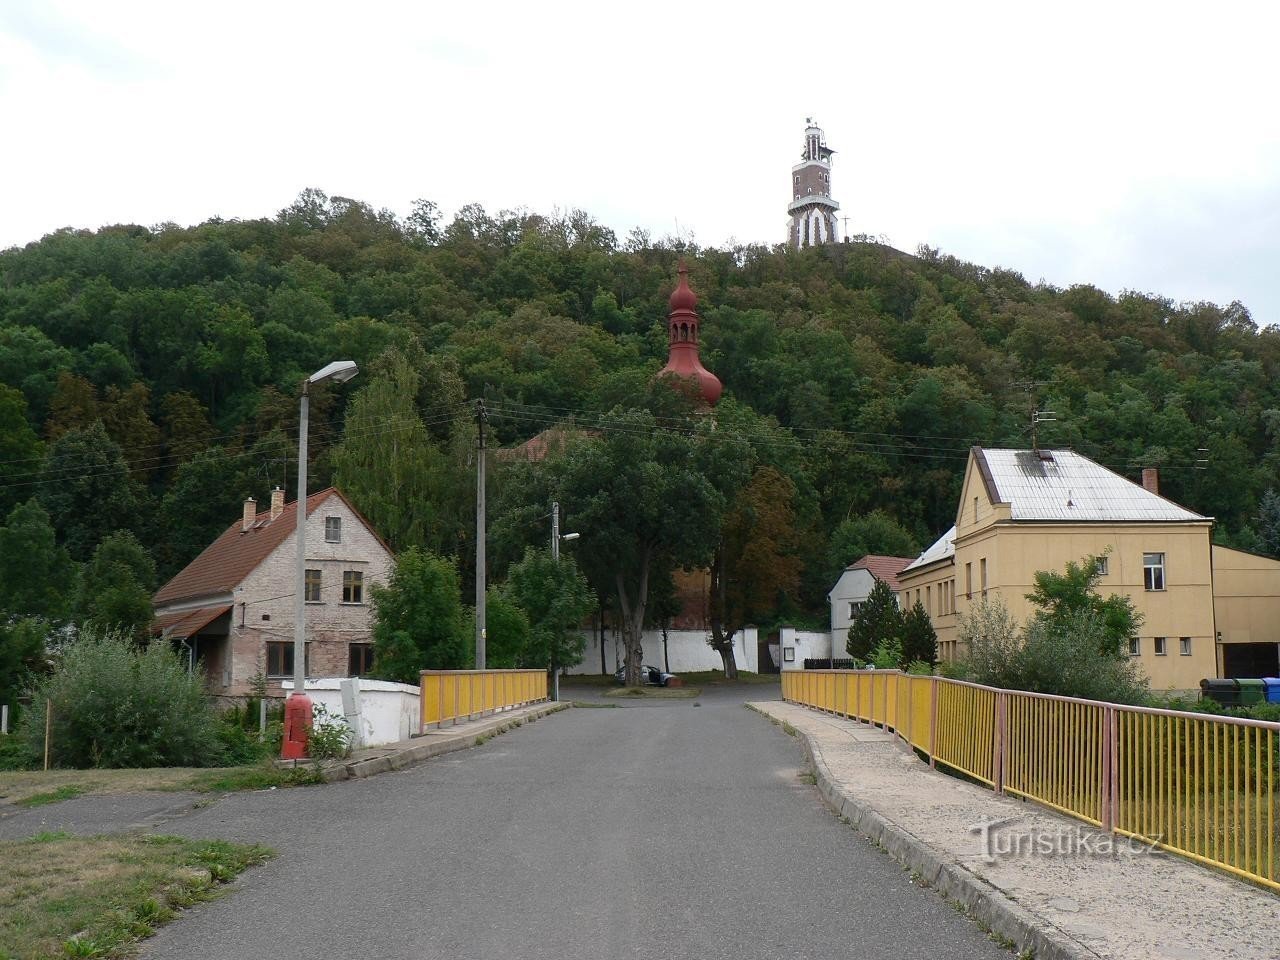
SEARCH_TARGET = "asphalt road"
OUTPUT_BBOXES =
[140,684,1007,960]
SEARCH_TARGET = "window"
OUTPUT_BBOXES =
[1095,556,1109,576]
[848,601,863,620]
[965,562,973,598]
[783,647,796,662]
[1129,637,1140,657]
[926,585,932,614]
[325,516,342,543]
[794,175,800,184]
[349,643,375,677]
[304,568,322,602]
[980,558,988,597]
[1154,636,1167,656]
[267,642,310,678]
[1180,637,1192,656]
[1143,553,1165,591]
[342,570,364,604]
[973,496,979,524]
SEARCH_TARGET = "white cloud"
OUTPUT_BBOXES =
[2,0,1278,321]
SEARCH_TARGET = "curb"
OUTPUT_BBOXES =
[306,701,571,783]
[759,704,1099,960]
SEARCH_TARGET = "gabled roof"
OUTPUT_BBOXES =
[972,448,1207,523]
[151,604,231,639]
[154,488,382,606]
[903,526,956,574]
[844,555,914,593]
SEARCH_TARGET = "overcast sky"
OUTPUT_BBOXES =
[2,1,1277,324]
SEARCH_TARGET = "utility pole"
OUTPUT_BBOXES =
[551,501,560,561]
[475,400,487,670]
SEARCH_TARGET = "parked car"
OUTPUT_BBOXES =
[614,664,675,686]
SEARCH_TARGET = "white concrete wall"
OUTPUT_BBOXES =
[284,677,419,747]
[565,626,760,675]
[779,627,832,670]
[829,568,877,649]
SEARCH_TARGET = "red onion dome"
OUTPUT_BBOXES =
[668,261,698,313]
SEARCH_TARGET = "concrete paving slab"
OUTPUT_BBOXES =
[750,700,1280,960]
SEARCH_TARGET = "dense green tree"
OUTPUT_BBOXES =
[160,448,258,577]
[1024,554,1142,657]
[0,385,43,518]
[847,579,904,662]
[480,587,531,669]
[369,548,468,682]
[37,422,142,562]
[75,531,156,637]
[824,510,920,589]
[708,466,802,678]
[901,600,938,666]
[505,547,594,678]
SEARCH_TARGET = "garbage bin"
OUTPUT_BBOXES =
[1199,678,1240,708]
[1237,678,1266,706]
[1262,678,1280,704]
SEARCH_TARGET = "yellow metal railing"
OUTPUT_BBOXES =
[419,669,548,731]
[781,669,1280,892]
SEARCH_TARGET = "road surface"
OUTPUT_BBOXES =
[140,684,1007,960]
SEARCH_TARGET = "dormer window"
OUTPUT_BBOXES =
[325,517,342,543]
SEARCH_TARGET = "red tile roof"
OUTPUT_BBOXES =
[151,603,231,639]
[153,488,377,606]
[846,555,914,593]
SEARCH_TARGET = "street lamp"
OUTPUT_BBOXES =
[549,502,580,701]
[281,360,358,760]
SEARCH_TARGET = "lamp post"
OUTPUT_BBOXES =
[549,502,579,700]
[281,360,358,760]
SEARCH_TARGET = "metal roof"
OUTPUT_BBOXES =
[904,525,956,573]
[975,449,1208,523]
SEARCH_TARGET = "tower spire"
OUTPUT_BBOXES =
[656,260,722,408]
[787,119,841,248]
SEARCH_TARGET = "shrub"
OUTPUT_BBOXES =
[0,733,34,770]
[18,628,222,768]
[306,703,352,760]
[868,638,903,670]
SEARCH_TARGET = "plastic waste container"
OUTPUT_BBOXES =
[1262,678,1280,704]
[1236,678,1266,706]
[1199,678,1240,708]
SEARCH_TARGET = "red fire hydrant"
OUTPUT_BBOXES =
[281,693,313,760]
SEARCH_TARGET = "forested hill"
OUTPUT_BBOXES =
[2,189,1279,621]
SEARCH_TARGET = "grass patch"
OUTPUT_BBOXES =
[0,763,325,805]
[16,785,86,808]
[569,701,618,709]
[602,686,701,699]
[0,832,272,960]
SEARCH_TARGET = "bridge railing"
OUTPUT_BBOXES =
[420,669,548,732]
[782,669,1279,891]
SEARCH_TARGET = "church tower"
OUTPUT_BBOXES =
[656,261,722,408]
[787,119,840,248]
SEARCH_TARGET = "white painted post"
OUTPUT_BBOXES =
[340,678,362,749]
[1,704,7,735]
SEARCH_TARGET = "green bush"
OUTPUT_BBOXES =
[18,628,222,768]
[306,703,352,760]
[0,733,34,770]
[959,598,1148,705]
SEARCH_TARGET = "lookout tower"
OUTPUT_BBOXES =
[656,262,722,408]
[787,119,840,248]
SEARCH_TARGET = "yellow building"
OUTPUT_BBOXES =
[1210,545,1280,677]
[898,447,1221,693]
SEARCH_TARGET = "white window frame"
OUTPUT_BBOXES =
[325,516,342,543]
[1179,637,1192,656]
[1154,636,1167,656]
[1129,637,1140,657]
[1143,552,1166,591]
[1095,556,1109,576]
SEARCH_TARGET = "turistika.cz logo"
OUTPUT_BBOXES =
[968,818,1161,864]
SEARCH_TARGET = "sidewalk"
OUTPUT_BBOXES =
[750,700,1280,960]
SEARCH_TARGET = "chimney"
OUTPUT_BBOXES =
[270,487,285,520]
[1141,468,1159,495]
[241,497,257,532]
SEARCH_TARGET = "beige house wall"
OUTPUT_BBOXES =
[1211,545,1280,673]
[899,454,1217,692]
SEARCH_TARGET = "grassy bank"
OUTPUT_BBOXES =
[0,763,323,807]
[0,832,272,959]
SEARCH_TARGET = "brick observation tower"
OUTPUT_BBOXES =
[787,119,840,248]
[656,262,722,408]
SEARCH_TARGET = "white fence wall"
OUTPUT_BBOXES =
[565,626,760,675]
[284,678,419,747]
[778,627,832,670]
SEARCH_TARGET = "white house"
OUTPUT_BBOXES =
[152,487,395,701]
[828,554,915,653]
